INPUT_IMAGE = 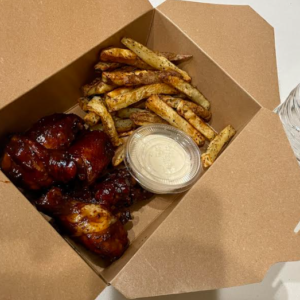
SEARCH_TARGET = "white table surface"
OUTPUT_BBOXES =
[96,0,300,299]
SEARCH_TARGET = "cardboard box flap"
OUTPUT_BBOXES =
[157,1,280,111]
[0,0,152,111]
[112,108,300,298]
[0,173,107,300]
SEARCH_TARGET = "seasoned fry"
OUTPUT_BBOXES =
[77,97,102,126]
[82,78,116,96]
[87,97,122,147]
[201,125,236,168]
[114,119,135,133]
[155,52,192,64]
[118,130,135,137]
[121,37,191,82]
[146,95,205,146]
[94,61,123,72]
[112,143,126,167]
[100,48,152,69]
[91,118,134,133]
[106,87,134,98]
[177,101,216,140]
[77,97,90,111]
[102,70,180,86]
[84,112,101,127]
[105,83,178,112]
[117,108,145,119]
[131,100,146,109]
[159,75,210,110]
[130,110,167,126]
[160,95,212,121]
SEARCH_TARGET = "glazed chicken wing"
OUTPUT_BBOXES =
[36,187,129,261]
[26,113,84,150]
[1,135,76,190]
[93,168,153,208]
[1,114,113,189]
[69,131,114,185]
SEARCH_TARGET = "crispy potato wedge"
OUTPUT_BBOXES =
[117,108,145,119]
[130,110,167,126]
[122,37,191,82]
[102,70,180,86]
[105,83,178,112]
[103,70,159,86]
[177,101,216,141]
[155,52,192,64]
[77,97,90,111]
[131,100,146,109]
[201,125,236,168]
[160,95,212,121]
[82,78,116,96]
[78,97,102,126]
[114,119,135,133]
[94,61,123,72]
[87,97,123,147]
[84,112,101,127]
[112,143,126,167]
[100,48,152,69]
[91,118,134,133]
[106,87,134,98]
[118,130,135,137]
[159,75,210,110]
[146,95,205,146]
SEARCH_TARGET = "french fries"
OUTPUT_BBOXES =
[105,83,178,112]
[87,97,122,147]
[146,95,205,146]
[82,78,116,96]
[160,95,212,121]
[91,118,134,133]
[121,37,191,82]
[102,70,180,87]
[118,130,135,137]
[117,108,145,119]
[130,110,167,126]
[155,52,192,64]
[94,61,123,72]
[112,143,126,167]
[106,87,134,98]
[84,112,101,127]
[78,97,101,126]
[77,97,90,111]
[100,48,152,69]
[77,37,236,170]
[176,101,216,141]
[201,125,236,168]
[159,75,210,110]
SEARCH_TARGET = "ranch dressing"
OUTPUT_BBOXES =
[130,135,191,184]
[125,124,202,194]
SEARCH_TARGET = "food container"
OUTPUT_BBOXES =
[125,124,202,194]
[1,1,300,300]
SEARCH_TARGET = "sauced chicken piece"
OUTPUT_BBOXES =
[26,113,84,150]
[69,131,114,185]
[36,187,129,261]
[1,135,76,190]
[94,168,153,208]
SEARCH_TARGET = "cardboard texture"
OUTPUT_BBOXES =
[157,1,280,111]
[112,108,300,298]
[1,1,300,299]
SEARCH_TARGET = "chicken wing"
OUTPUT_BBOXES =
[36,187,129,261]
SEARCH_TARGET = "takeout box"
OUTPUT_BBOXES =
[1,0,300,299]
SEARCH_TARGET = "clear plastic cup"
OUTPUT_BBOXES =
[124,124,202,194]
[275,83,300,165]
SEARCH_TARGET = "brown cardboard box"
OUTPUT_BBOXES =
[1,0,300,299]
